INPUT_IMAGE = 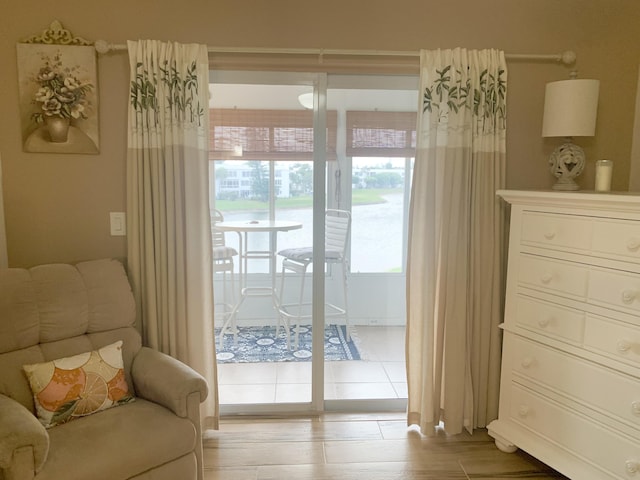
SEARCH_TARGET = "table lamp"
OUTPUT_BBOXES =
[542,78,599,190]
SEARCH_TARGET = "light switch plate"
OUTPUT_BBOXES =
[110,212,126,236]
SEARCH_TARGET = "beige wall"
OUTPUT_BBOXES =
[1,0,639,267]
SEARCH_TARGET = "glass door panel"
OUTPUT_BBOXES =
[324,75,418,409]
[209,74,321,413]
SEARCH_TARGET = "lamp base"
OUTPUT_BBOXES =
[552,177,580,191]
[549,140,585,191]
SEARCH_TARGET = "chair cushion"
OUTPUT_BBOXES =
[278,247,343,262]
[40,399,196,480]
[23,341,135,428]
[213,245,238,260]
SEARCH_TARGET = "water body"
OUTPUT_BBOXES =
[220,193,404,273]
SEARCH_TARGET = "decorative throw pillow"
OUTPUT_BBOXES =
[23,341,135,428]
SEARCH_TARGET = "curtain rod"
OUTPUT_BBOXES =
[93,40,577,65]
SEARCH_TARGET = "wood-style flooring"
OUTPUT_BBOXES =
[203,412,567,479]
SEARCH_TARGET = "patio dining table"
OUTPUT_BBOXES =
[214,219,302,347]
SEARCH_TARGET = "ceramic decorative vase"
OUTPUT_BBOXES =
[45,116,70,143]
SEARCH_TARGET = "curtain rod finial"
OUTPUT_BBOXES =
[95,40,111,55]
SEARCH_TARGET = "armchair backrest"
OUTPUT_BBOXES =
[0,259,141,413]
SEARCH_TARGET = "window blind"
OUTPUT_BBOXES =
[346,111,416,158]
[209,109,337,161]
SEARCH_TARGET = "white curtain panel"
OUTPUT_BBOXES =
[126,40,218,429]
[406,48,506,436]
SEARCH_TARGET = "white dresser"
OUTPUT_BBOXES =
[488,190,640,480]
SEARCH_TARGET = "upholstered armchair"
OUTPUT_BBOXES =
[0,259,208,480]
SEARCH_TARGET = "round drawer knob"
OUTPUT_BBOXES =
[617,340,632,353]
[625,460,640,475]
[631,401,640,416]
[537,317,551,328]
[627,237,640,252]
[540,273,553,285]
[622,290,638,304]
[544,231,556,240]
[518,405,530,418]
[521,357,534,369]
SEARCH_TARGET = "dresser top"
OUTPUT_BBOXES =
[497,189,640,212]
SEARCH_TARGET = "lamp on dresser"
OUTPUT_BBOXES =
[542,77,599,191]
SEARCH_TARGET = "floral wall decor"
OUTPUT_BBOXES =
[16,20,99,154]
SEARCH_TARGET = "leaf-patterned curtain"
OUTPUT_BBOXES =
[126,40,218,443]
[406,48,506,435]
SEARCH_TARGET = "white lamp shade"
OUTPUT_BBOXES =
[542,79,599,137]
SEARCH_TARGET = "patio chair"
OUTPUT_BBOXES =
[212,209,238,345]
[276,209,351,349]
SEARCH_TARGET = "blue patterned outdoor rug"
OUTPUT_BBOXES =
[215,324,360,363]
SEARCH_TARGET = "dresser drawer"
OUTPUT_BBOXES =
[514,295,584,343]
[521,212,592,252]
[510,385,640,479]
[518,254,589,299]
[584,315,640,366]
[593,219,640,263]
[588,268,640,316]
[511,336,640,430]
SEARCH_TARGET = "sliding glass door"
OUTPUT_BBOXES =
[323,75,416,410]
[209,70,417,415]
[210,72,324,414]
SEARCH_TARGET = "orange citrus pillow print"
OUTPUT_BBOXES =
[23,341,135,428]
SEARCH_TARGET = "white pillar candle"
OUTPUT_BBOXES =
[595,159,613,192]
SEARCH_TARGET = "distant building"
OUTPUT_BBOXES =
[212,161,291,199]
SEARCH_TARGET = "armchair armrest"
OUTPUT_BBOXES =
[131,347,208,417]
[0,394,49,474]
